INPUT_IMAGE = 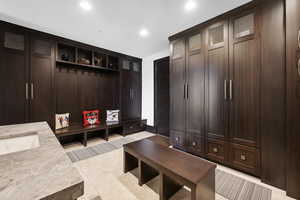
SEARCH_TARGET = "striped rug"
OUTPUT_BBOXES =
[67,133,154,162]
[216,169,271,200]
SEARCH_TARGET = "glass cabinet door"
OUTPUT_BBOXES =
[208,24,224,48]
[188,33,201,52]
[234,13,254,39]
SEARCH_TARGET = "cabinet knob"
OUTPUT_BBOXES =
[192,142,196,146]
[175,137,179,142]
[213,147,218,153]
[240,155,247,161]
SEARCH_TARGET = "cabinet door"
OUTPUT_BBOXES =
[170,40,186,148]
[286,0,300,198]
[0,26,29,125]
[121,60,132,121]
[186,33,205,146]
[131,62,142,120]
[205,22,229,140]
[30,36,55,127]
[229,11,260,147]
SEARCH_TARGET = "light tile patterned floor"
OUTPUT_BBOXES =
[63,132,295,200]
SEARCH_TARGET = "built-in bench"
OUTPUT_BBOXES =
[124,136,216,200]
[55,122,123,146]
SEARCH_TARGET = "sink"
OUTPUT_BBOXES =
[0,132,40,156]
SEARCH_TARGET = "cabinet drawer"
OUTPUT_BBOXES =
[170,131,185,149]
[123,120,146,134]
[206,139,227,163]
[229,143,260,176]
[187,136,204,156]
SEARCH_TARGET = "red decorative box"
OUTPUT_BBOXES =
[83,110,100,126]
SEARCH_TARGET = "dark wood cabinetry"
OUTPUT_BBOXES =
[30,35,55,127]
[169,0,287,191]
[0,25,29,125]
[0,21,142,134]
[121,59,142,121]
[286,0,300,198]
[121,59,143,134]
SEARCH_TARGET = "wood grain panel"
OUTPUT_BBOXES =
[30,37,54,128]
[170,40,186,148]
[55,66,80,123]
[260,0,286,190]
[206,47,228,140]
[229,39,260,147]
[286,0,300,198]
[186,41,205,139]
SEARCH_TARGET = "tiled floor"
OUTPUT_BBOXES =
[63,132,295,200]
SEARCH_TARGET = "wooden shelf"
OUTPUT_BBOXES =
[56,60,119,72]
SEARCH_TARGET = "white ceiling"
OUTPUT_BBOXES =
[0,0,251,58]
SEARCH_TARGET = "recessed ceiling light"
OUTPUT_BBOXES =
[80,1,92,11]
[139,29,149,37]
[185,1,197,11]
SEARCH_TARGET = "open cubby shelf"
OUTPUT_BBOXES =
[56,43,120,72]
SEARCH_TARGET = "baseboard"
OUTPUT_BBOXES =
[146,125,157,133]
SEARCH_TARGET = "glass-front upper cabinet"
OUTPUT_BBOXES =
[188,33,201,52]
[4,32,25,51]
[208,23,225,48]
[233,13,254,39]
[171,40,185,59]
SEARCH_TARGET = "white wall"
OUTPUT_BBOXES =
[142,49,170,126]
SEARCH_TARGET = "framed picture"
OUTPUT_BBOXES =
[55,113,70,130]
[106,110,119,123]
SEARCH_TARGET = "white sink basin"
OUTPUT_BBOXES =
[0,132,40,156]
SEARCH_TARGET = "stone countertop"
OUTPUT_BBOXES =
[0,122,84,200]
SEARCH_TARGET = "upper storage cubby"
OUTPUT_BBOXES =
[234,13,254,39]
[107,56,119,70]
[57,43,76,62]
[77,48,92,65]
[208,24,224,48]
[94,52,107,67]
[56,43,119,72]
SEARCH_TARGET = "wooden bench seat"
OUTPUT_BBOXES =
[55,122,122,146]
[124,136,216,200]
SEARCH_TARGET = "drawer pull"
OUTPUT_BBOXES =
[175,137,179,142]
[192,142,196,146]
[240,155,247,161]
[213,148,218,153]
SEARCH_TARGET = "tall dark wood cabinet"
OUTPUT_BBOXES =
[0,24,29,125]
[205,21,229,164]
[170,32,205,155]
[30,35,55,127]
[0,24,54,127]
[121,59,143,134]
[170,0,287,188]
[286,0,300,198]
[170,39,186,149]
[186,32,205,156]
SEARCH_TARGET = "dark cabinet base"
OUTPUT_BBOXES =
[122,119,147,135]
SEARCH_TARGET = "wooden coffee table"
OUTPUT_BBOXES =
[123,136,216,200]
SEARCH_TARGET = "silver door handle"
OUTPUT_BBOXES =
[224,80,227,100]
[298,58,300,77]
[229,80,233,100]
[26,83,29,100]
[298,30,300,49]
[31,83,34,100]
[183,84,186,99]
[186,84,189,99]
